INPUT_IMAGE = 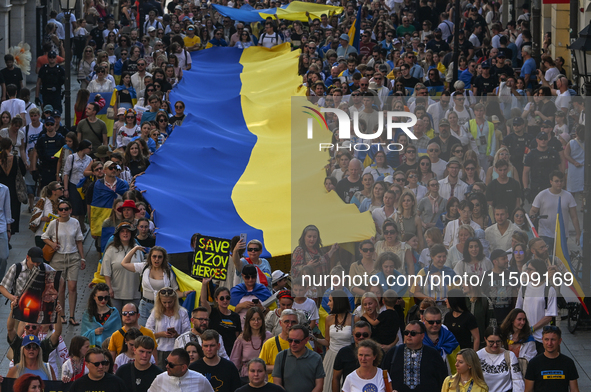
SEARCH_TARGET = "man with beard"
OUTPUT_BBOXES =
[426,28,450,52]
[174,307,230,359]
[189,330,241,392]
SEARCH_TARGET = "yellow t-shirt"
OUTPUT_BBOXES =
[259,335,312,382]
[183,35,201,49]
[108,326,158,354]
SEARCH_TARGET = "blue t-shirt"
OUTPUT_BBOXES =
[131,135,156,152]
[520,58,537,88]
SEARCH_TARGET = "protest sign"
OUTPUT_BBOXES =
[13,269,62,324]
[192,235,231,281]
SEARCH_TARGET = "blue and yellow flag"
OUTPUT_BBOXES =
[136,44,375,256]
[213,1,343,23]
[89,180,129,237]
[555,197,588,313]
[348,5,362,51]
[88,92,115,137]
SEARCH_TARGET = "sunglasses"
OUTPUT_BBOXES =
[243,274,257,280]
[159,288,175,296]
[360,247,374,252]
[384,230,397,235]
[395,178,405,182]
[543,325,560,332]
[403,330,420,336]
[158,119,167,122]
[89,360,110,367]
[24,345,40,350]
[126,115,135,118]
[426,320,442,325]
[218,295,231,301]
[420,162,430,166]
[85,50,93,53]
[247,248,261,252]
[175,105,183,109]
[25,325,38,330]
[465,167,475,171]
[96,295,110,302]
[58,207,70,212]
[406,150,416,154]
[122,311,137,316]
[354,332,370,338]
[513,250,525,256]
[408,174,417,178]
[287,338,304,344]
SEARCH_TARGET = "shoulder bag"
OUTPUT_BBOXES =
[42,220,59,262]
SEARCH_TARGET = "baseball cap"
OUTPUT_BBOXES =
[513,117,525,126]
[43,105,54,113]
[497,52,506,58]
[480,61,491,69]
[175,4,182,10]
[103,160,121,170]
[48,51,57,58]
[187,25,195,30]
[117,107,126,115]
[439,118,450,127]
[44,117,56,125]
[147,26,156,32]
[536,132,549,140]
[22,335,41,347]
[490,249,510,261]
[339,33,349,41]
[52,110,62,117]
[491,115,500,123]
[27,247,44,264]
[541,120,554,128]
[434,28,442,33]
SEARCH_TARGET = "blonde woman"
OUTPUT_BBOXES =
[393,190,424,250]
[7,335,56,380]
[485,146,516,184]
[146,287,191,367]
[442,348,488,392]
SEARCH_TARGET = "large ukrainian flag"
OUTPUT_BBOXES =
[136,44,375,256]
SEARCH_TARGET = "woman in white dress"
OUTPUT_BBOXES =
[477,326,525,392]
[315,289,357,392]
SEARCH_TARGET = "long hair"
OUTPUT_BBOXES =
[65,131,80,152]
[417,156,434,182]
[370,181,386,204]
[74,89,91,113]
[445,197,460,218]
[153,287,180,320]
[106,198,123,227]
[461,159,481,182]
[450,349,487,391]
[147,246,171,276]
[68,336,89,357]
[121,327,143,353]
[500,308,531,347]
[328,289,351,315]
[397,189,417,215]
[87,283,112,320]
[297,225,323,252]
[40,181,62,199]
[16,345,51,379]
[13,374,45,392]
[213,286,230,309]
[0,137,11,165]
[242,307,266,343]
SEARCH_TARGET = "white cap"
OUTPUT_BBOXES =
[272,270,289,284]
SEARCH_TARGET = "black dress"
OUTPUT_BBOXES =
[0,155,26,234]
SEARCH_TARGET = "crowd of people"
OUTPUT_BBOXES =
[0,0,585,390]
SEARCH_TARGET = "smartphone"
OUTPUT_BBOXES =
[167,327,177,334]
[240,233,247,244]
[252,298,259,304]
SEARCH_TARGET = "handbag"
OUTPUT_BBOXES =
[383,369,393,392]
[15,171,27,204]
[42,220,59,262]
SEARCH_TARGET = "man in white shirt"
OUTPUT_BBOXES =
[0,84,26,122]
[427,92,451,134]
[131,59,152,93]
[427,142,447,179]
[485,205,519,251]
[438,158,468,201]
[530,170,581,249]
[148,348,214,392]
[258,22,283,48]
[444,199,481,247]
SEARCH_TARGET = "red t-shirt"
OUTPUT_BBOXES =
[36,55,65,72]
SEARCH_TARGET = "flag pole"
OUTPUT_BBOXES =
[552,198,560,267]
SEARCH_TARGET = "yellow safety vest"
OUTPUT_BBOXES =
[468,119,494,156]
